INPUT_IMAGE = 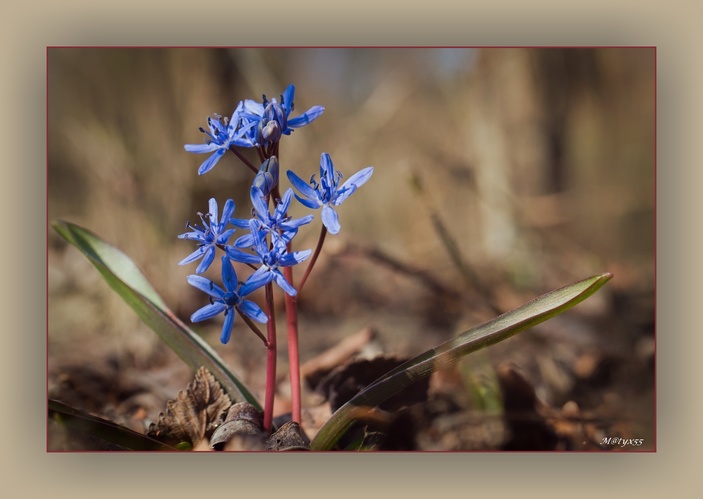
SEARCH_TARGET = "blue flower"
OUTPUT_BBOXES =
[240,84,325,147]
[231,187,314,248]
[226,219,311,296]
[178,198,236,274]
[286,153,373,235]
[184,103,256,175]
[187,256,267,344]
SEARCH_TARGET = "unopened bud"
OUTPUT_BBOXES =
[253,156,279,196]
[261,120,281,143]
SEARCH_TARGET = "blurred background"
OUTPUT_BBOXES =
[47,48,654,450]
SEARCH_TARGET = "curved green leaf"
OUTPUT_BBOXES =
[49,399,176,451]
[310,272,613,450]
[52,220,261,411]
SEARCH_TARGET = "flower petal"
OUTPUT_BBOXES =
[280,214,314,231]
[230,217,252,229]
[221,199,236,225]
[177,231,204,241]
[238,300,268,324]
[198,149,226,176]
[294,193,323,210]
[281,84,296,113]
[242,99,265,117]
[275,189,295,218]
[235,115,257,135]
[195,246,216,274]
[187,275,225,299]
[208,198,218,220]
[250,187,269,219]
[248,220,271,257]
[286,170,321,206]
[220,308,236,344]
[225,247,262,265]
[220,256,239,293]
[216,228,237,245]
[321,205,341,235]
[185,143,218,154]
[232,233,255,248]
[334,166,373,205]
[279,249,312,267]
[288,106,325,128]
[320,153,335,181]
[240,266,274,295]
[178,246,206,266]
[272,270,297,296]
[191,302,227,322]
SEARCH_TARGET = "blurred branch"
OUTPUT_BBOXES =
[341,240,461,301]
[410,170,503,315]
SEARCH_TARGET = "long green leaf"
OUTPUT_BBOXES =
[49,399,177,451]
[52,220,261,411]
[310,272,613,450]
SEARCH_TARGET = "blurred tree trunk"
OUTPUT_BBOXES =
[463,48,654,274]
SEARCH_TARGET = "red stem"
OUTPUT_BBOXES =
[298,224,328,293]
[269,157,302,425]
[283,265,301,424]
[229,146,259,174]
[278,224,329,426]
[238,311,269,347]
[263,282,277,434]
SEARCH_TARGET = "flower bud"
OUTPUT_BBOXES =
[253,156,279,197]
[261,120,281,143]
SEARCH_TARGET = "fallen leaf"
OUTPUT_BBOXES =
[210,402,265,451]
[265,421,310,451]
[147,366,231,448]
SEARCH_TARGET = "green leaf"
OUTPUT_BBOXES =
[49,399,176,451]
[52,220,261,411]
[310,272,613,450]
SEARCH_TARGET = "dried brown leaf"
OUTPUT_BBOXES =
[211,402,265,451]
[147,366,232,447]
[265,421,310,451]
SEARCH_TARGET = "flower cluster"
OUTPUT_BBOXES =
[183,105,256,175]
[240,84,325,149]
[179,84,373,345]
[184,84,325,175]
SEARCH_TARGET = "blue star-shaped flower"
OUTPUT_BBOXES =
[226,219,311,296]
[178,198,236,274]
[187,255,268,344]
[231,187,314,248]
[184,103,256,175]
[240,84,325,147]
[286,153,373,235]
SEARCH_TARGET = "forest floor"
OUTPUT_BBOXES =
[47,244,655,452]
